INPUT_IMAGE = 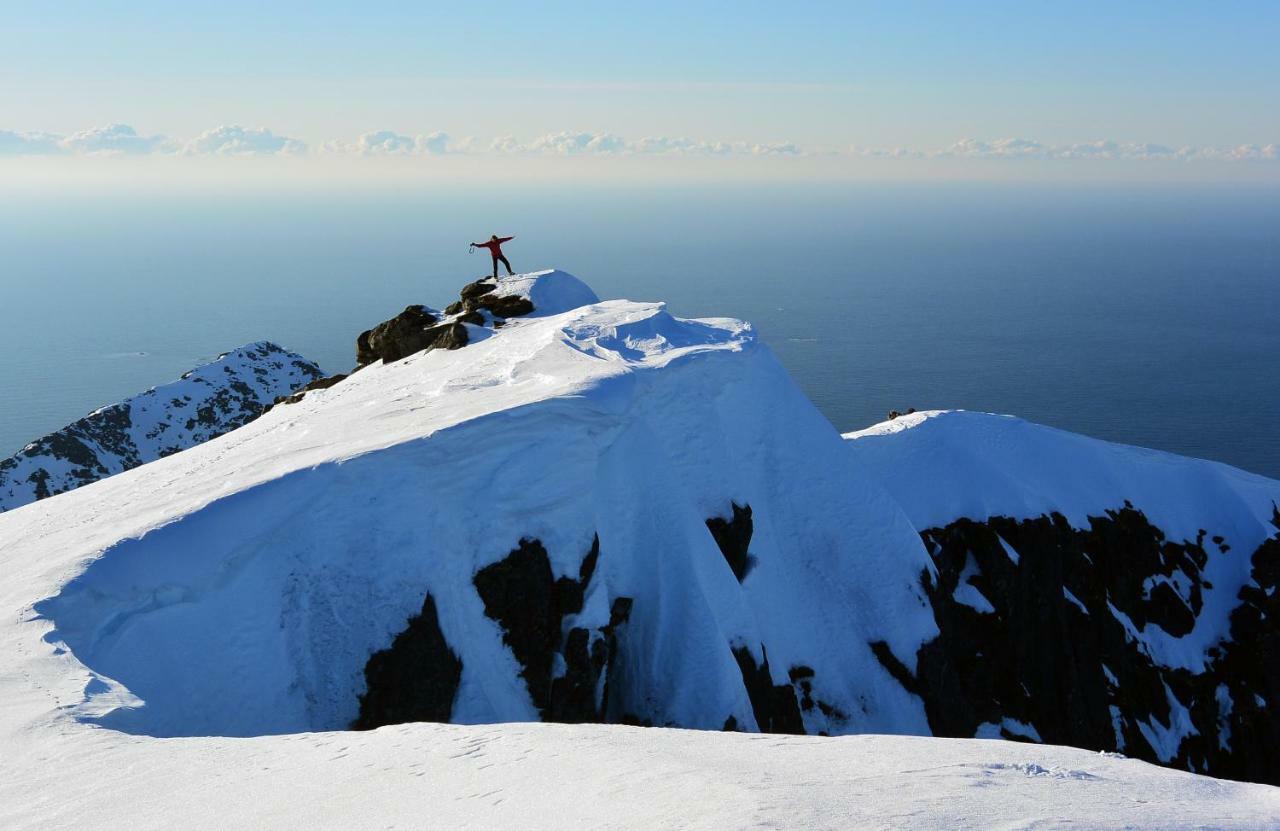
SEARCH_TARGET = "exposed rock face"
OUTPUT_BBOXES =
[706,502,755,582]
[354,593,462,730]
[472,536,623,721]
[356,305,455,366]
[353,276,541,368]
[469,294,535,319]
[459,278,498,301]
[0,341,323,513]
[270,373,349,408]
[368,533,637,728]
[879,503,1280,785]
[731,644,805,734]
[473,538,565,715]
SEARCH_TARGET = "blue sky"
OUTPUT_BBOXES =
[2,2,1278,177]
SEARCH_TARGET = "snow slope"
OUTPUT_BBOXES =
[4,722,1277,830]
[3,276,1278,827]
[844,409,1280,672]
[0,341,323,513]
[15,275,931,738]
[844,410,1280,545]
[844,409,1280,782]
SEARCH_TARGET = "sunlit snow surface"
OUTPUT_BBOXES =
[846,410,1280,674]
[2,273,1278,829]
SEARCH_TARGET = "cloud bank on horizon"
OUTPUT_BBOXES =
[1,124,1276,164]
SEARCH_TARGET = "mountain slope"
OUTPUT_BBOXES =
[7,270,933,743]
[3,272,1279,827]
[845,410,1280,783]
[0,341,323,513]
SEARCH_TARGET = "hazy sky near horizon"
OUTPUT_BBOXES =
[3,2,1278,180]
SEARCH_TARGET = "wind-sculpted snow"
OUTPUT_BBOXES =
[4,274,1280,826]
[846,410,1280,784]
[0,341,323,513]
[14,272,933,743]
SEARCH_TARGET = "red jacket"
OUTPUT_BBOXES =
[473,237,513,257]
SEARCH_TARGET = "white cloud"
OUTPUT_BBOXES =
[748,142,801,156]
[418,131,450,154]
[0,124,167,156]
[845,138,1278,163]
[59,123,168,156]
[355,130,417,155]
[525,131,629,155]
[184,125,306,156]
[0,130,65,155]
[324,130,454,156]
[479,132,802,157]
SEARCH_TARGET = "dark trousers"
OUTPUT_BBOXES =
[492,254,513,279]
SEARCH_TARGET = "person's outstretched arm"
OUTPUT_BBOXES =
[496,236,514,243]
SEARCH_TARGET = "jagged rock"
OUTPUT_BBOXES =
[731,644,805,734]
[471,535,628,723]
[473,294,535,319]
[0,342,322,513]
[354,307,471,366]
[473,538,561,714]
[459,279,498,300]
[355,305,444,365]
[873,503,1280,785]
[456,311,485,326]
[444,301,464,316]
[547,627,608,723]
[706,502,755,582]
[271,373,348,408]
[353,593,462,730]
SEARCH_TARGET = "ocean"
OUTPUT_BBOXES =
[1,183,1277,478]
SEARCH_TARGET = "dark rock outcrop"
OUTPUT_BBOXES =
[876,502,1280,785]
[731,643,805,734]
[706,502,755,582]
[270,373,349,408]
[459,278,498,300]
[353,593,463,729]
[472,535,627,722]
[473,538,563,714]
[356,305,468,366]
[469,294,535,319]
[353,276,538,369]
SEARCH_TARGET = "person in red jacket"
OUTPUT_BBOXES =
[470,234,515,279]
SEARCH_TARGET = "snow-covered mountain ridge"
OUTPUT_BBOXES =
[2,269,1279,827]
[0,341,322,513]
[846,410,1280,784]
[14,269,932,741]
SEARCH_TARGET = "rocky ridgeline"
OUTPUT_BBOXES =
[277,277,537,407]
[0,342,322,513]
[875,504,1280,786]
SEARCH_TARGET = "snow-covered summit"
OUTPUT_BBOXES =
[3,269,932,743]
[0,341,323,513]
[3,273,1280,826]
[487,268,601,316]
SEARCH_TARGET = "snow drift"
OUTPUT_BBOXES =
[20,270,934,740]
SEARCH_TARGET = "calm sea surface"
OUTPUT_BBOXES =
[1,183,1277,477]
